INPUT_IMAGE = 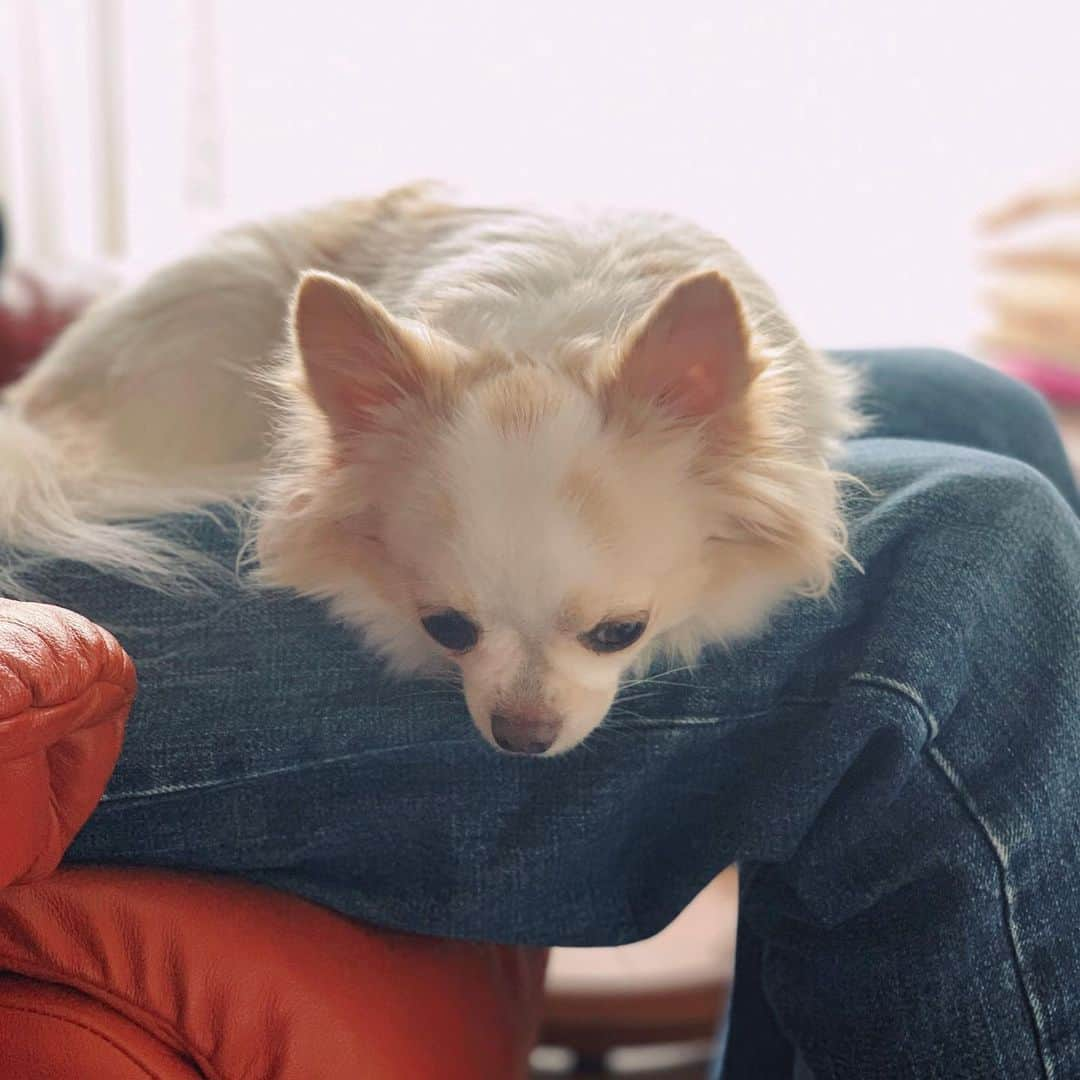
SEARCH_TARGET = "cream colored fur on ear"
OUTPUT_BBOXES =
[293,271,434,432]
[617,270,757,417]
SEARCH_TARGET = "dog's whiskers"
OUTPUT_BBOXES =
[620,665,697,691]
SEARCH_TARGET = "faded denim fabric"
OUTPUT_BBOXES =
[20,350,1078,1078]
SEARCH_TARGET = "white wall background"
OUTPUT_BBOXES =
[3,0,1079,351]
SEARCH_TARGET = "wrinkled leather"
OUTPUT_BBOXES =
[0,867,547,1078]
[0,600,547,1078]
[0,974,202,1079]
[0,599,134,886]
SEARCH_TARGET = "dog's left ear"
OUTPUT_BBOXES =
[614,271,756,419]
[291,270,432,434]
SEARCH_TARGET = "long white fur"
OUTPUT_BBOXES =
[1,183,862,751]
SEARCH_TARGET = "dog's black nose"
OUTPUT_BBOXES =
[490,712,557,755]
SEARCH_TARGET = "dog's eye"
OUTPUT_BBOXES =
[580,619,646,654]
[421,609,480,652]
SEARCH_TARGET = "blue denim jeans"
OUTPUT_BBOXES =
[27,350,1079,1078]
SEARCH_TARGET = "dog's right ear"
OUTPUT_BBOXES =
[291,271,429,433]
[611,271,758,421]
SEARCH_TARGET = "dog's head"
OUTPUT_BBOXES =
[257,269,846,755]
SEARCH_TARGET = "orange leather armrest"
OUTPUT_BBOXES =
[0,599,135,886]
[0,867,548,1079]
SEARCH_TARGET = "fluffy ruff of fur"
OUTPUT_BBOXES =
[0,183,863,753]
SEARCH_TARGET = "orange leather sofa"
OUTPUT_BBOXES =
[0,599,548,1078]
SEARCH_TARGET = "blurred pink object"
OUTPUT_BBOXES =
[996,355,1080,405]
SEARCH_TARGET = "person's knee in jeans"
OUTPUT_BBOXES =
[715,436,1080,1079]
[844,347,1079,510]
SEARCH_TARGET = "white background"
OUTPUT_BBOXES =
[3,0,1079,351]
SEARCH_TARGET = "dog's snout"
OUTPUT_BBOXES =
[490,711,559,755]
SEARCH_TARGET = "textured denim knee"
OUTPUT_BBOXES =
[930,440,1072,534]
[725,437,1080,1080]
[912,347,1066,450]
[837,348,1079,510]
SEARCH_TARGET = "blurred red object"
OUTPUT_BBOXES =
[0,269,94,388]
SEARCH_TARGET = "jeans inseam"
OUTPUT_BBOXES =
[849,671,1054,1080]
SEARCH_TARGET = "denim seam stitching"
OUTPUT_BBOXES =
[848,673,940,738]
[850,671,1054,1080]
[608,694,835,729]
[97,744,467,804]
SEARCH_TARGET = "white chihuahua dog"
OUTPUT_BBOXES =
[1,184,861,754]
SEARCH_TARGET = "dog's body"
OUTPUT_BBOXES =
[2,184,862,753]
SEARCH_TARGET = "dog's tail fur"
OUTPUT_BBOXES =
[0,407,252,599]
[0,218,309,600]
